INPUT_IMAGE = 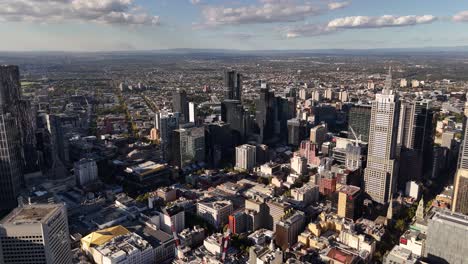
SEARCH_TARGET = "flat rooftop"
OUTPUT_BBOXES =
[338,185,361,196]
[1,204,62,225]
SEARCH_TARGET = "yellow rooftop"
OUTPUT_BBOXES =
[81,225,130,248]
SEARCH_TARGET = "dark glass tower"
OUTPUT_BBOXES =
[221,100,247,144]
[224,70,242,101]
[172,89,189,123]
[348,104,371,143]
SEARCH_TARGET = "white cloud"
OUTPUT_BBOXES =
[286,15,437,38]
[198,0,322,27]
[0,0,160,26]
[453,11,468,22]
[190,0,201,5]
[328,1,350,10]
[327,15,437,29]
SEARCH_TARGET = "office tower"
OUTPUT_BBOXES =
[348,104,371,143]
[345,143,367,170]
[287,118,306,147]
[299,88,309,100]
[235,144,256,171]
[313,105,337,130]
[290,155,307,175]
[275,211,305,250]
[424,210,468,263]
[155,112,181,161]
[0,113,23,209]
[224,70,242,101]
[188,102,196,123]
[364,68,400,204]
[172,89,189,123]
[311,90,321,102]
[74,158,98,187]
[277,96,296,142]
[310,124,328,147]
[0,204,72,264]
[221,100,247,144]
[255,87,277,144]
[337,185,361,220]
[299,140,321,167]
[324,88,333,100]
[338,90,348,102]
[0,66,37,173]
[452,103,468,215]
[205,122,233,167]
[397,100,433,153]
[171,125,205,168]
[266,201,291,231]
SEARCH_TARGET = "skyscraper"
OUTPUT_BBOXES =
[287,118,306,147]
[172,89,189,123]
[224,70,242,101]
[364,68,400,204]
[171,125,205,168]
[0,203,72,264]
[0,113,23,209]
[348,104,371,143]
[0,65,36,173]
[155,111,181,161]
[235,144,256,171]
[221,100,247,144]
[453,103,468,215]
[255,87,277,144]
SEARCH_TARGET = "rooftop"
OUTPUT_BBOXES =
[338,185,361,196]
[1,204,63,225]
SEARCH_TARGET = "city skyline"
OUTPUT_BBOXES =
[1,0,468,51]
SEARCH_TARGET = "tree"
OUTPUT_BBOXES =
[395,219,406,232]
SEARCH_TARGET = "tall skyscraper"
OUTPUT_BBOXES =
[235,144,257,171]
[364,68,400,204]
[287,118,306,147]
[0,65,36,173]
[255,87,277,144]
[172,89,189,123]
[188,102,196,123]
[221,100,247,144]
[453,103,468,215]
[224,70,242,101]
[0,113,23,209]
[0,203,72,264]
[171,125,205,168]
[155,112,181,161]
[348,104,371,143]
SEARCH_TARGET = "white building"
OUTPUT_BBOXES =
[291,184,319,204]
[291,155,307,175]
[197,200,233,229]
[405,181,420,200]
[400,79,408,88]
[188,102,196,123]
[364,68,400,204]
[235,144,256,171]
[74,158,98,186]
[203,233,224,256]
[0,204,72,264]
[93,233,154,264]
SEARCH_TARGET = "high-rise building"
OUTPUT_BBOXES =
[0,113,22,209]
[348,104,371,143]
[221,100,247,144]
[287,118,306,147]
[74,158,98,187]
[188,102,196,123]
[364,68,400,204]
[255,87,277,144]
[290,155,307,175]
[0,65,37,173]
[155,111,181,161]
[424,209,468,263]
[0,204,72,264]
[205,122,234,167]
[224,70,242,101]
[337,185,361,220]
[310,124,328,147]
[452,103,468,215]
[235,144,256,171]
[275,211,305,250]
[172,89,189,123]
[171,125,205,168]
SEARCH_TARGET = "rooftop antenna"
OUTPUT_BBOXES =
[384,66,392,93]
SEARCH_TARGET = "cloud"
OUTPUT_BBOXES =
[327,15,437,29]
[328,1,350,10]
[197,0,322,27]
[453,11,468,22]
[0,0,160,26]
[190,0,202,5]
[286,15,437,38]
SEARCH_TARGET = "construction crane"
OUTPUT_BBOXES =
[349,125,361,146]
[221,227,231,263]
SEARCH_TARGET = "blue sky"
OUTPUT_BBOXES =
[0,0,468,51]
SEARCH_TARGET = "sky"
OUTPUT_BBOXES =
[0,0,468,51]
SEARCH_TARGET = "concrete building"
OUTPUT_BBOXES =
[310,124,328,147]
[383,245,418,264]
[156,187,177,202]
[453,105,468,215]
[291,184,319,205]
[424,209,468,264]
[275,211,305,250]
[235,144,257,171]
[74,158,98,186]
[337,185,361,220]
[0,204,72,264]
[188,102,196,123]
[290,155,307,175]
[364,68,400,204]
[197,200,233,229]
